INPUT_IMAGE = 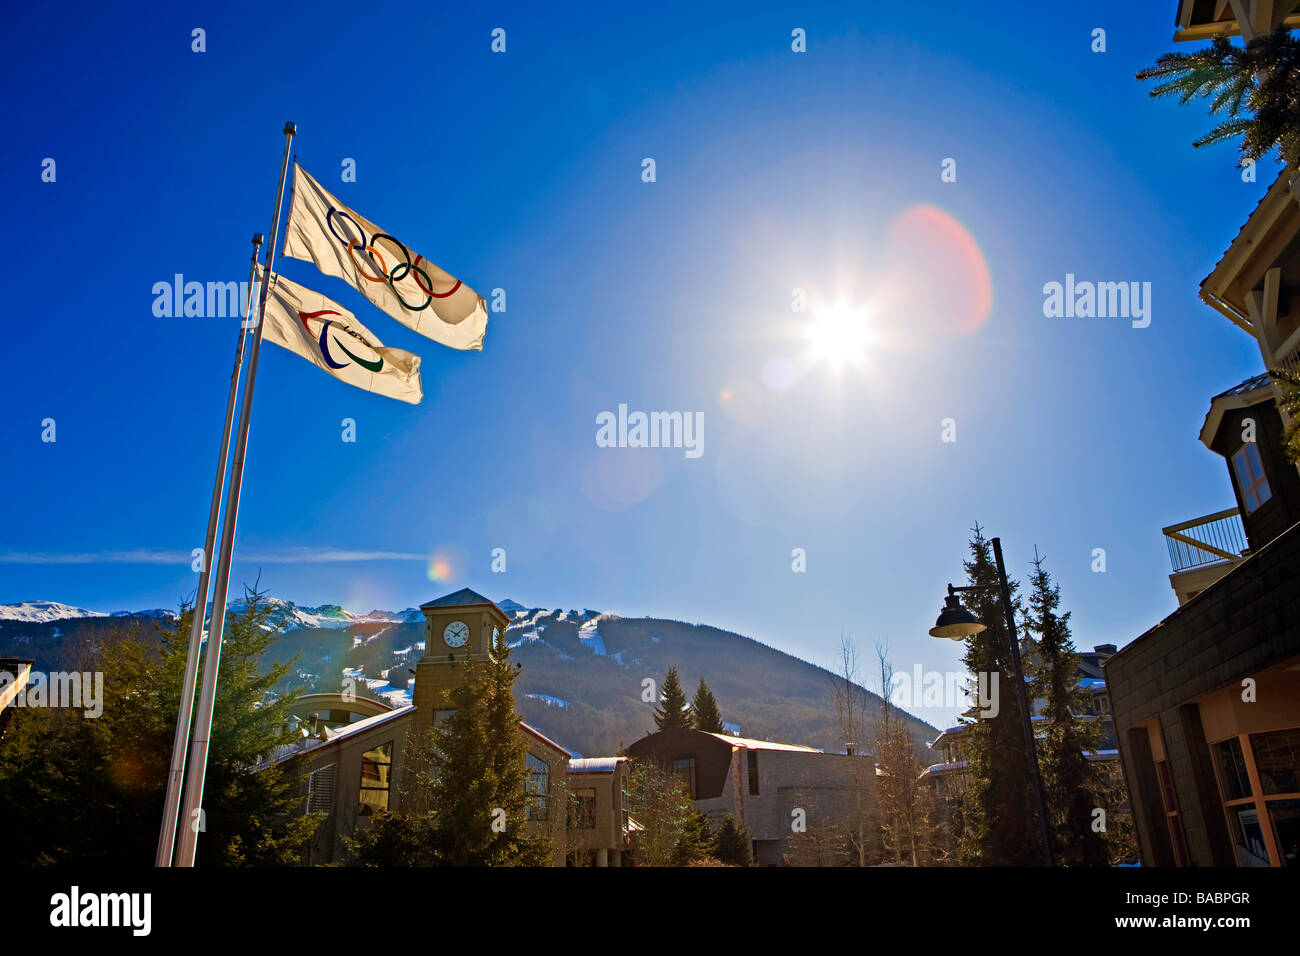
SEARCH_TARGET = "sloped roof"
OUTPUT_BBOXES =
[1200,371,1275,448]
[1213,371,1273,400]
[420,588,498,610]
[707,732,820,753]
[1200,169,1296,330]
[519,720,572,758]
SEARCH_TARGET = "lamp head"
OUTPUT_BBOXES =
[929,593,986,640]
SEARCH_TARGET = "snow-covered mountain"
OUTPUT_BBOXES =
[0,594,942,756]
[0,601,109,623]
[210,597,423,631]
[0,598,419,630]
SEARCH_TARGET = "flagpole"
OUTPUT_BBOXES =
[175,122,297,867]
[155,233,264,868]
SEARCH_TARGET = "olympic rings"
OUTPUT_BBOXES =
[327,207,463,313]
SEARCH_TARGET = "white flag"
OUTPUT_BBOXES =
[283,163,488,351]
[259,270,423,405]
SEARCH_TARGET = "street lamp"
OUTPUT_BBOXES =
[929,535,1055,867]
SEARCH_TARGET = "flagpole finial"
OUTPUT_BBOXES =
[283,121,296,135]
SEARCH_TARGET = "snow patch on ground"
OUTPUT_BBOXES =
[526,693,569,708]
[577,617,607,655]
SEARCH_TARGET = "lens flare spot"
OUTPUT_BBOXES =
[426,551,458,582]
[886,204,992,335]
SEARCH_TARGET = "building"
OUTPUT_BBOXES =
[564,757,631,866]
[1172,0,1300,43]
[1106,39,1300,863]
[276,588,630,866]
[626,728,875,865]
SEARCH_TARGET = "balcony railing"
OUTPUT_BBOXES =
[1163,508,1247,574]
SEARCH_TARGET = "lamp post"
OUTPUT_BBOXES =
[929,535,1055,867]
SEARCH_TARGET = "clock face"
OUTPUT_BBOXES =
[443,620,469,648]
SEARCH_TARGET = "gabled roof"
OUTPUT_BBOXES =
[1200,169,1298,333]
[420,588,498,610]
[1200,371,1275,449]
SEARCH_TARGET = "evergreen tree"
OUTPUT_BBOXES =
[0,587,320,865]
[714,815,754,866]
[1271,367,1300,465]
[428,640,549,865]
[956,524,1042,866]
[673,808,717,865]
[1025,550,1109,866]
[653,666,692,731]
[349,632,550,866]
[690,679,724,733]
[1138,26,1300,168]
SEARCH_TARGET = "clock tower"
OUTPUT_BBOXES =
[411,588,511,733]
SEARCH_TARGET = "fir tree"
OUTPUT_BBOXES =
[1025,550,1109,866]
[351,632,550,866]
[956,524,1042,866]
[714,815,754,866]
[653,666,692,731]
[425,640,551,866]
[673,808,717,865]
[1138,26,1300,168]
[690,680,725,733]
[1271,367,1300,465]
[0,587,321,865]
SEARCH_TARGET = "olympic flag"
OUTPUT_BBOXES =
[259,270,423,404]
[283,163,488,351]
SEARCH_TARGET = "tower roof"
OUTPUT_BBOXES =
[419,587,498,610]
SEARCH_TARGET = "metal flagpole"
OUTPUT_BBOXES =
[155,233,263,868]
[175,122,297,867]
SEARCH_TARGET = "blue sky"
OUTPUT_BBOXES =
[0,1,1273,728]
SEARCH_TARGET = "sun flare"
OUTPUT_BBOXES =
[805,302,872,367]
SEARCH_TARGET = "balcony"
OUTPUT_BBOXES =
[1164,508,1248,573]
[1163,508,1249,604]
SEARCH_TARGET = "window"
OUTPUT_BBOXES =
[747,750,760,795]
[1267,799,1300,867]
[1156,760,1189,866]
[525,753,550,821]
[671,757,697,799]
[1231,443,1271,514]
[306,763,336,814]
[1093,694,1109,716]
[1214,737,1253,802]
[568,788,597,830]
[357,741,392,815]
[434,709,456,726]
[1249,729,1300,795]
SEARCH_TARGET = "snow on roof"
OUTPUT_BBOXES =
[567,757,625,774]
[707,733,820,753]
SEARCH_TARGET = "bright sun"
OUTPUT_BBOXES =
[806,302,872,367]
